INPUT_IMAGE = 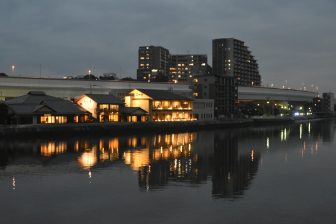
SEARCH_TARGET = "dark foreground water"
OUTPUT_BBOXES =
[0,120,336,224]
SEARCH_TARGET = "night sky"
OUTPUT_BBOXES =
[0,0,335,92]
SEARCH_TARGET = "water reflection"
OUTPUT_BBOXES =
[212,132,260,198]
[0,119,335,199]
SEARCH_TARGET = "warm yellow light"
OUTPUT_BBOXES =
[78,149,97,170]
[123,148,149,171]
[40,142,67,157]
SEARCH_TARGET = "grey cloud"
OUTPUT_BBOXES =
[0,0,335,91]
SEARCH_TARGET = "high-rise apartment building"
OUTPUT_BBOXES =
[322,92,335,113]
[169,54,210,83]
[212,38,261,86]
[137,46,170,82]
[215,75,237,118]
[212,38,260,118]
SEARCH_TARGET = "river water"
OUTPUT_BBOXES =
[0,120,336,224]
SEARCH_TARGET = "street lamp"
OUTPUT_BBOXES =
[88,69,92,79]
[11,65,15,75]
[88,69,94,93]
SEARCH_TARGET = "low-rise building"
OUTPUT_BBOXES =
[193,99,215,121]
[75,94,124,122]
[0,91,88,125]
[120,107,149,122]
[125,89,194,121]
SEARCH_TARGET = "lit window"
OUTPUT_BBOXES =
[40,115,67,124]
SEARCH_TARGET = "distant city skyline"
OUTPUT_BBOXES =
[0,0,335,92]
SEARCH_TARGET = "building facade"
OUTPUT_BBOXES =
[137,46,170,82]
[125,89,194,122]
[322,92,335,113]
[75,94,124,122]
[213,38,248,118]
[169,54,210,84]
[0,91,88,125]
[193,75,216,99]
[212,38,261,87]
[215,76,237,118]
[193,99,215,121]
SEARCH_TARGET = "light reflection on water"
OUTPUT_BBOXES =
[0,119,336,223]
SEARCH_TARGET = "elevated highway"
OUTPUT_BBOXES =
[0,77,317,103]
[238,86,317,102]
[0,76,190,100]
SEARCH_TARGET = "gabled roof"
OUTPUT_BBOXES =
[42,100,87,115]
[120,107,148,115]
[134,89,191,101]
[7,104,46,115]
[5,91,59,105]
[4,91,87,115]
[84,94,123,104]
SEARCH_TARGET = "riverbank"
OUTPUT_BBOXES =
[0,120,252,138]
[0,117,332,138]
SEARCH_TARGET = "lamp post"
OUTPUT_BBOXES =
[89,84,97,94]
[39,64,42,78]
[88,69,92,93]
[11,65,15,75]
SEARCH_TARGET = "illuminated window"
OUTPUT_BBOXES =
[153,101,162,109]
[108,113,119,122]
[163,101,170,109]
[40,115,67,124]
[127,116,138,122]
[99,104,109,110]
[109,105,119,111]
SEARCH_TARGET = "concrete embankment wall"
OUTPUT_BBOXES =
[1,118,330,138]
[0,120,253,138]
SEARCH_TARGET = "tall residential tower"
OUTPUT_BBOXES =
[137,46,170,82]
[169,54,210,83]
[212,38,261,86]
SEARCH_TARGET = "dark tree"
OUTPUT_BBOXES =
[120,77,136,81]
[83,74,98,80]
[99,75,116,80]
